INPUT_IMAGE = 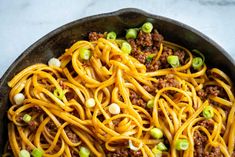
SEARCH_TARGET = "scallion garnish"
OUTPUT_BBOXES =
[79,48,91,60]
[175,139,189,150]
[203,106,214,119]
[31,148,43,157]
[107,32,117,40]
[126,28,138,39]
[54,88,66,100]
[79,146,90,157]
[192,57,203,70]
[167,55,180,68]
[19,150,30,157]
[23,114,32,123]
[121,42,132,54]
[150,127,163,139]
[146,54,155,63]
[142,22,153,33]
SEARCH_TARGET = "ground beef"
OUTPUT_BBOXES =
[17,116,23,123]
[129,29,163,53]
[129,38,148,64]
[88,32,104,41]
[128,39,138,54]
[128,30,186,72]
[128,29,164,68]
[159,47,173,68]
[131,96,146,108]
[205,86,220,97]
[32,105,43,113]
[158,110,164,117]
[174,49,186,64]
[134,53,147,64]
[197,89,207,100]
[28,120,39,131]
[71,149,79,157]
[65,91,79,101]
[142,83,159,97]
[136,30,153,47]
[129,90,138,100]
[106,148,129,157]
[197,120,214,132]
[198,85,226,100]
[118,94,124,102]
[155,74,180,89]
[193,131,221,157]
[143,46,157,53]
[204,147,221,157]
[143,84,154,93]
[129,150,143,157]
[145,60,161,72]
[46,120,57,132]
[152,29,164,48]
[65,127,79,143]
[194,131,208,157]
[59,80,68,90]
[129,90,147,108]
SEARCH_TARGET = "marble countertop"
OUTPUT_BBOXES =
[0,0,235,77]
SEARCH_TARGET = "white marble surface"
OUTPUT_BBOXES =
[0,0,235,77]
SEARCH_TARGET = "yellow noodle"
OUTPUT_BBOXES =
[5,37,234,157]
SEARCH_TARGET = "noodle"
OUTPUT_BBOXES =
[4,23,235,157]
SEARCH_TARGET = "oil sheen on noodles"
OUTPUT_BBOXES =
[4,37,235,157]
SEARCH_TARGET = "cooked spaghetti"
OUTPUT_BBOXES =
[4,22,235,157]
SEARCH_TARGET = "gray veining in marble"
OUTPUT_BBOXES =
[0,0,235,77]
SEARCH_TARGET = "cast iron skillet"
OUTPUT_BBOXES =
[0,8,234,155]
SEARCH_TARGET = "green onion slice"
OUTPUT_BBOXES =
[31,148,43,157]
[192,49,205,62]
[142,22,153,33]
[23,114,32,123]
[79,146,90,157]
[175,139,189,151]
[19,150,30,157]
[126,28,138,39]
[121,42,132,54]
[152,146,162,157]
[150,127,163,139]
[106,31,117,40]
[157,142,168,151]
[147,99,154,108]
[115,39,126,47]
[54,88,66,100]
[192,57,203,70]
[203,106,214,119]
[146,54,155,63]
[167,55,180,68]
[79,48,91,60]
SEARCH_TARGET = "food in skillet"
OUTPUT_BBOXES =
[4,22,235,157]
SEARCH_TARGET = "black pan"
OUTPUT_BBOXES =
[0,8,234,155]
